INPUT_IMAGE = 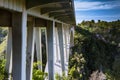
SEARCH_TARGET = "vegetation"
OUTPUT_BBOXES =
[0,59,7,80]
[0,20,120,80]
[71,20,120,79]
[55,72,69,80]
[0,27,8,57]
[55,20,120,80]
[68,53,86,80]
[0,37,7,56]
[0,27,8,80]
[32,62,48,80]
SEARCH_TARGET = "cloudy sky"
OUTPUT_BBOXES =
[74,0,120,23]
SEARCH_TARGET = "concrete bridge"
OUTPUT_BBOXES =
[0,0,76,80]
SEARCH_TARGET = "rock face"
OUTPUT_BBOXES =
[89,70,106,80]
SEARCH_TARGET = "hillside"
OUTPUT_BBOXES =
[0,27,8,58]
[69,20,120,80]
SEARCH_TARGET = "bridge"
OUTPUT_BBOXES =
[0,0,76,80]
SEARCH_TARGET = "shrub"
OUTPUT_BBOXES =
[32,62,48,80]
[0,59,7,80]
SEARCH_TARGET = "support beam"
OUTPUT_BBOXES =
[12,10,27,80]
[0,10,11,26]
[54,13,73,19]
[26,0,69,9]
[70,27,74,47]
[62,25,70,62]
[63,26,68,62]
[55,28,60,62]
[57,23,65,72]
[46,20,55,80]
[69,27,74,55]
[49,11,72,17]
[5,27,12,80]
[55,16,70,20]
[66,26,70,62]
[26,21,35,80]
[41,7,71,14]
[35,27,42,70]
[35,18,46,27]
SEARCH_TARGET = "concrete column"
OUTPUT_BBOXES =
[44,28,48,61]
[44,28,49,74]
[63,26,68,62]
[5,27,12,80]
[64,26,71,62]
[55,28,60,62]
[69,27,74,55]
[57,23,65,72]
[12,10,27,80]
[26,21,35,80]
[46,20,55,80]
[35,27,42,70]
[66,27,70,61]
[42,28,49,66]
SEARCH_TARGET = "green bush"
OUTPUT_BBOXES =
[0,59,7,80]
[68,53,85,80]
[32,62,48,80]
[55,72,70,80]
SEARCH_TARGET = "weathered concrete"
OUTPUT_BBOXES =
[53,26,62,76]
[35,27,42,70]
[69,27,74,55]
[26,21,35,80]
[0,10,11,27]
[46,21,55,80]
[57,23,65,72]
[5,27,12,80]
[12,9,27,80]
[55,27,60,62]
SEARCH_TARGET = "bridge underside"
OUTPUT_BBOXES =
[0,0,75,80]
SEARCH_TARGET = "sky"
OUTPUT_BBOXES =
[74,0,120,23]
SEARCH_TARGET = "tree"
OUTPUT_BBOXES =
[71,20,120,79]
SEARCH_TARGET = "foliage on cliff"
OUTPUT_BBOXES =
[70,20,120,79]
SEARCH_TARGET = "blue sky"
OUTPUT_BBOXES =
[74,0,120,23]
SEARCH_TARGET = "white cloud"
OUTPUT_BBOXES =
[74,1,120,11]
